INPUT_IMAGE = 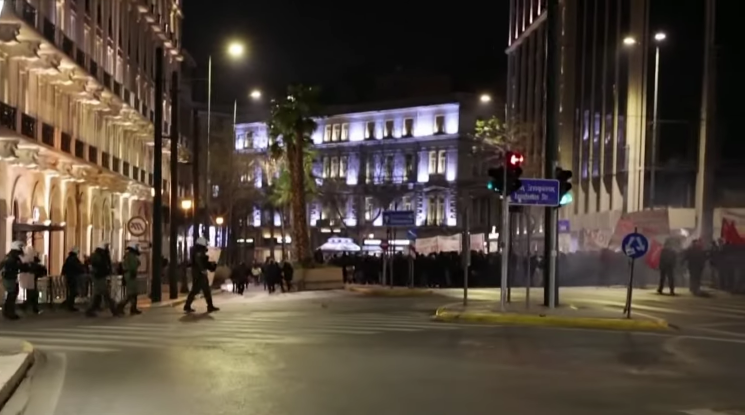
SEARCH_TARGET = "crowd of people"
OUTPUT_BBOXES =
[228,258,294,294]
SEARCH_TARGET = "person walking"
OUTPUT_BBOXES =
[282,260,294,292]
[61,247,85,311]
[658,240,677,295]
[85,242,120,317]
[117,242,142,315]
[1,241,30,320]
[183,237,219,313]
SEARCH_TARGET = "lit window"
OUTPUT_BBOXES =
[332,124,341,142]
[324,125,332,142]
[402,196,412,211]
[384,156,394,182]
[244,132,253,149]
[330,157,339,178]
[365,158,373,183]
[434,115,445,134]
[365,122,375,139]
[212,185,220,198]
[428,151,437,174]
[341,124,349,141]
[384,120,394,138]
[339,156,348,178]
[403,118,414,137]
[323,157,330,178]
[438,150,447,174]
[364,197,374,221]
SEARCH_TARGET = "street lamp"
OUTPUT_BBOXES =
[227,42,245,58]
[181,199,193,210]
[480,93,492,103]
[650,31,666,208]
[250,89,262,100]
[216,216,224,226]
[623,36,637,46]
[180,199,193,262]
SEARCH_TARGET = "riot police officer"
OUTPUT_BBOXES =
[117,242,142,315]
[85,242,120,317]
[184,237,219,313]
[2,241,31,320]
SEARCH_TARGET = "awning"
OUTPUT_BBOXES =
[318,237,361,252]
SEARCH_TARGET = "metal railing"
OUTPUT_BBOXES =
[4,274,152,307]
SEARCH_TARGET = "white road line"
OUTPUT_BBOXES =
[112,323,379,335]
[681,409,735,415]
[31,344,120,353]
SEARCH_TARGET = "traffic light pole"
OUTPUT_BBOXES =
[544,0,560,308]
[500,163,510,311]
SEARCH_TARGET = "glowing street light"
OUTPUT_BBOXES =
[623,36,637,46]
[250,89,262,100]
[215,216,224,226]
[180,199,193,210]
[480,94,492,103]
[227,42,245,58]
[654,32,666,42]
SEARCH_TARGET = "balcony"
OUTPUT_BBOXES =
[0,103,17,130]
[61,36,74,57]
[60,132,72,153]
[20,114,36,139]
[42,19,55,44]
[41,123,54,146]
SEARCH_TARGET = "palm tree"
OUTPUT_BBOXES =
[267,85,320,265]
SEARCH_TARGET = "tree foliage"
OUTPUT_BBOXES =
[266,84,320,264]
[471,115,532,162]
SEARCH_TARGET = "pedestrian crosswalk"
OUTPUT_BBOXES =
[0,312,465,354]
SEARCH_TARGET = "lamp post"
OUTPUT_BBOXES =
[623,32,666,208]
[205,41,246,232]
[180,199,193,262]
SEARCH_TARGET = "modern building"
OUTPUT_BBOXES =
[507,0,701,250]
[0,0,184,273]
[225,95,499,261]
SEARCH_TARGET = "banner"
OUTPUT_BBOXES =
[438,234,462,252]
[469,233,485,252]
[415,237,439,255]
[721,219,745,245]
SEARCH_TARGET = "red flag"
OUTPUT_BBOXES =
[645,239,663,270]
[721,219,745,245]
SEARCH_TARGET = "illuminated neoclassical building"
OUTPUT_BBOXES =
[226,95,497,260]
[0,0,183,273]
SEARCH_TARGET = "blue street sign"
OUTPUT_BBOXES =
[622,232,649,259]
[509,178,561,206]
[558,219,571,234]
[382,210,416,227]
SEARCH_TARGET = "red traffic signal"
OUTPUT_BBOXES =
[507,151,524,167]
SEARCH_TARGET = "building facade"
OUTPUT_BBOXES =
[227,96,497,260]
[0,0,183,273]
[507,0,699,248]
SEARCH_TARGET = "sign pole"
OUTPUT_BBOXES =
[625,258,636,318]
[621,227,648,318]
[462,208,470,306]
[500,166,510,311]
[524,207,531,308]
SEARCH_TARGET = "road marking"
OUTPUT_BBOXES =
[682,410,738,415]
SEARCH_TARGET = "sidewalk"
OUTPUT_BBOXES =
[434,299,670,332]
[0,338,34,410]
[345,284,435,297]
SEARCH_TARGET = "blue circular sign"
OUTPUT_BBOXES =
[621,232,649,259]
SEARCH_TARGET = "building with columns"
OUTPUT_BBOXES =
[224,95,497,261]
[0,0,183,274]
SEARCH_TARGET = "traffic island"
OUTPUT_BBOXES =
[346,285,435,297]
[0,339,35,410]
[434,301,670,332]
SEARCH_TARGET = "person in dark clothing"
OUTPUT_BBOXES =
[684,239,708,296]
[2,241,31,320]
[183,237,219,313]
[85,242,120,317]
[21,255,47,314]
[264,258,281,293]
[282,261,294,292]
[658,241,677,295]
[61,247,86,311]
[231,262,249,295]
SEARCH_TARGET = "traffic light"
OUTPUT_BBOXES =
[556,167,573,206]
[505,151,524,195]
[487,167,505,193]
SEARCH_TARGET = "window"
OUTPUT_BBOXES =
[240,173,253,183]
[212,185,220,198]
[341,123,349,141]
[403,118,414,137]
[434,115,445,134]
[323,157,331,178]
[83,27,90,54]
[428,151,438,174]
[365,158,373,183]
[384,120,394,138]
[384,156,394,182]
[438,150,447,174]
[402,195,413,211]
[69,13,76,40]
[244,132,253,149]
[364,197,374,221]
[427,195,445,225]
[332,124,341,142]
[330,157,339,178]
[404,154,414,179]
[339,156,348,178]
[365,122,375,139]
[116,56,123,82]
[95,37,102,63]
[324,125,332,142]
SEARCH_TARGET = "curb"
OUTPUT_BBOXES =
[433,306,670,332]
[345,286,434,297]
[0,341,35,410]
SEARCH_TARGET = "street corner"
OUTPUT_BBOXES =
[0,339,35,410]
[345,284,435,297]
[432,303,671,332]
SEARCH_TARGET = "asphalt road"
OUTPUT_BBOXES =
[3,289,745,415]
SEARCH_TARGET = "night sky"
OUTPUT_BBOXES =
[182,1,741,160]
[182,0,509,105]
